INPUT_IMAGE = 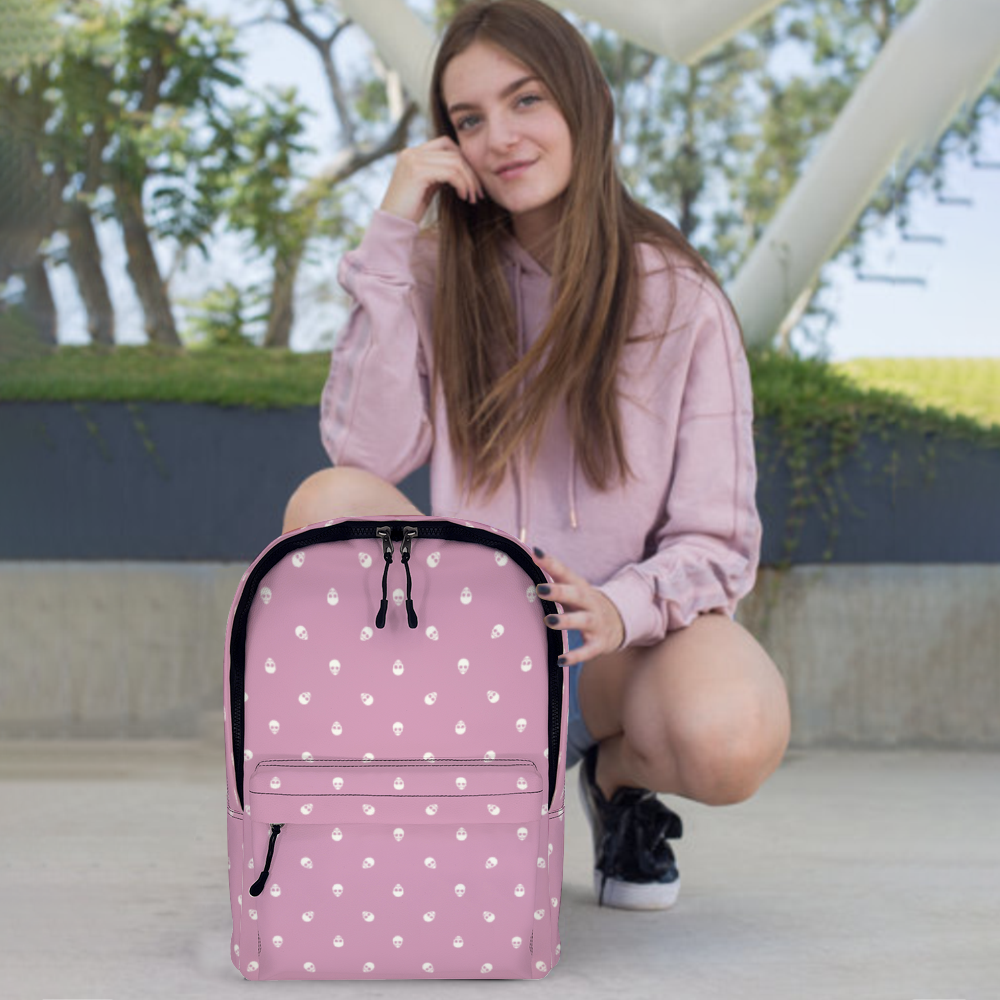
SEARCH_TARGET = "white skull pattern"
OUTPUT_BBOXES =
[457,658,469,675]
[514,884,525,897]
[392,884,404,897]
[392,722,403,735]
[294,625,308,640]
[456,827,467,841]
[358,552,372,569]
[487,690,499,703]
[425,625,439,641]
[393,828,404,841]
[291,551,305,567]
[332,884,343,896]
[487,804,500,816]
[526,584,536,602]
[455,777,466,790]
[392,660,404,675]
[264,658,276,674]
[332,776,343,789]
[392,587,404,606]
[329,659,341,675]
[424,692,437,705]
[359,626,373,641]
[494,550,509,566]
[270,776,281,789]
[360,693,373,706]
[460,586,472,604]
[393,777,404,790]
[327,587,339,605]
[333,934,343,946]
[453,935,464,947]
[331,722,342,735]
[516,718,527,733]
[426,551,440,567]
[362,857,375,869]
[423,911,436,921]
[269,720,280,735]
[455,720,466,735]
[483,911,495,922]
[455,884,466,896]
[259,586,271,604]
[520,656,532,672]
[272,935,283,947]
[491,624,504,638]
[300,858,313,869]
[298,692,311,705]
[332,829,343,842]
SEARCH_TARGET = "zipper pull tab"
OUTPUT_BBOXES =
[375,527,394,629]
[248,823,283,896]
[401,526,418,629]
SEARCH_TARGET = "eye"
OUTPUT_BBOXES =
[456,93,542,132]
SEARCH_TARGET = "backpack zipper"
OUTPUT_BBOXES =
[374,525,419,630]
[230,520,563,814]
[247,823,283,896]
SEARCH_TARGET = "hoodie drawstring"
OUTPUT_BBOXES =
[504,234,579,539]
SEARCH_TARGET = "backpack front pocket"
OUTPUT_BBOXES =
[244,756,544,981]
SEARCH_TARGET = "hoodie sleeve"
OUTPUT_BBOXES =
[594,281,762,650]
[319,209,434,484]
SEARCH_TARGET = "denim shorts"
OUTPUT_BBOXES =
[564,628,599,771]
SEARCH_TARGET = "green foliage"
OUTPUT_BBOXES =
[178,281,270,349]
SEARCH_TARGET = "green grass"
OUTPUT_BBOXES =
[1,341,998,446]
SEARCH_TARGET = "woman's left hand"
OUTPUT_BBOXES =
[532,546,626,665]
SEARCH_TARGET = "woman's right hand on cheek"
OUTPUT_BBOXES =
[378,136,487,225]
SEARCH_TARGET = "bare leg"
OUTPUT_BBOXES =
[282,467,424,534]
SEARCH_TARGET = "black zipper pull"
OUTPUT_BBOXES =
[375,526,394,629]
[401,526,418,628]
[248,823,283,896]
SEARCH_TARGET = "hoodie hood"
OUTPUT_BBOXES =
[497,229,579,544]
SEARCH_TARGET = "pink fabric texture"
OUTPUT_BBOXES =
[224,514,568,981]
[319,209,763,652]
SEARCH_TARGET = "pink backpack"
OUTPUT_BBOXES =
[224,514,569,980]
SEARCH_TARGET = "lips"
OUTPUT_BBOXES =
[497,159,536,176]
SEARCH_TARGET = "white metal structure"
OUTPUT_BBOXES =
[338,0,1000,347]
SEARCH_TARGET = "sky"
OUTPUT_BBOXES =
[49,0,1000,360]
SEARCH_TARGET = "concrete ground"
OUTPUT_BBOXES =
[1,740,997,999]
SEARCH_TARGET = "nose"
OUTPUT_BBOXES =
[486,111,522,156]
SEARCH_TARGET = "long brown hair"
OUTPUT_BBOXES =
[419,0,746,508]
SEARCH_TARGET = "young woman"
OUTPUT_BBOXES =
[284,0,791,912]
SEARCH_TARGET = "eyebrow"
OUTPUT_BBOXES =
[447,75,540,116]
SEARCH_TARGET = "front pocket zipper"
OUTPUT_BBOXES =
[245,756,546,980]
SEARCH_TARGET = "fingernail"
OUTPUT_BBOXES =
[533,546,545,558]
[545,615,559,626]
[557,656,567,666]
[536,584,551,595]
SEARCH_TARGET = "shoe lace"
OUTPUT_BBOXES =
[601,789,684,883]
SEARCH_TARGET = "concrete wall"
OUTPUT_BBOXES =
[2,562,997,748]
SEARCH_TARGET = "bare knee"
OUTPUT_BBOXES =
[282,467,422,534]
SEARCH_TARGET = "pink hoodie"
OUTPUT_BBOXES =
[320,208,762,651]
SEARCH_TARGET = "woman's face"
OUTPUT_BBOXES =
[442,41,572,236]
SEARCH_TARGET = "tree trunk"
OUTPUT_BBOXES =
[263,244,306,349]
[21,255,57,346]
[62,198,115,346]
[114,180,180,347]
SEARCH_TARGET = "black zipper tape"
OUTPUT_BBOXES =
[229,520,563,813]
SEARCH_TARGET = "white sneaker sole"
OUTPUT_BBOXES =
[577,758,681,911]
[592,869,681,910]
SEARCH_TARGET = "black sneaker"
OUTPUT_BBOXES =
[577,740,683,909]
